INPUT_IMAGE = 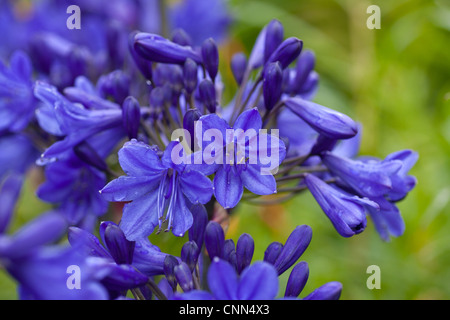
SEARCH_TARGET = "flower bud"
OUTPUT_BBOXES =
[285,261,309,298]
[266,37,303,69]
[204,221,224,260]
[236,233,255,274]
[263,241,283,265]
[183,58,198,95]
[231,52,247,85]
[122,96,141,140]
[321,152,403,198]
[181,241,199,272]
[128,31,153,81]
[103,222,135,265]
[183,108,202,151]
[273,225,312,275]
[284,97,358,140]
[222,239,237,272]
[201,38,219,81]
[97,70,130,105]
[303,281,343,300]
[164,255,180,291]
[171,28,193,47]
[292,50,316,92]
[263,61,283,111]
[174,262,194,292]
[304,173,379,237]
[198,79,216,113]
[134,32,202,64]
[264,19,284,63]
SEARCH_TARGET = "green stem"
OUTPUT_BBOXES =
[146,277,168,301]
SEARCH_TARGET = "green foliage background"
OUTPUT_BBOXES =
[0,0,449,300]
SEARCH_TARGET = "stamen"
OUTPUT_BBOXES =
[164,171,178,232]
[157,171,168,230]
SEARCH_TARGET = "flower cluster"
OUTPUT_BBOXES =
[0,0,417,300]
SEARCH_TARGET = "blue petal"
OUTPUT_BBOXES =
[8,246,109,300]
[118,140,165,176]
[237,262,279,300]
[67,226,111,259]
[277,108,317,157]
[10,50,32,83]
[171,188,194,237]
[132,238,168,276]
[100,175,163,202]
[2,211,67,260]
[195,113,230,149]
[273,225,312,275]
[120,192,159,241]
[303,281,342,300]
[233,108,262,132]
[214,165,243,209]
[100,264,149,292]
[367,197,405,241]
[239,163,277,195]
[0,173,24,234]
[179,169,213,204]
[207,258,239,300]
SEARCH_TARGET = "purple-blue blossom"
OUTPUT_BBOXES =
[100,140,213,239]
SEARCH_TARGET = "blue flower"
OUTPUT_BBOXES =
[36,150,109,228]
[321,151,404,198]
[34,78,129,161]
[100,139,213,239]
[304,173,379,237]
[194,108,286,209]
[10,245,111,300]
[316,149,418,240]
[68,221,171,297]
[0,210,110,300]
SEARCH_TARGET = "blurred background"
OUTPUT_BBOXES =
[1,0,449,299]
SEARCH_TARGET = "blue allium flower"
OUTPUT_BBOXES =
[100,139,214,239]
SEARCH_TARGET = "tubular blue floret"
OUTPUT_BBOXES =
[134,32,202,65]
